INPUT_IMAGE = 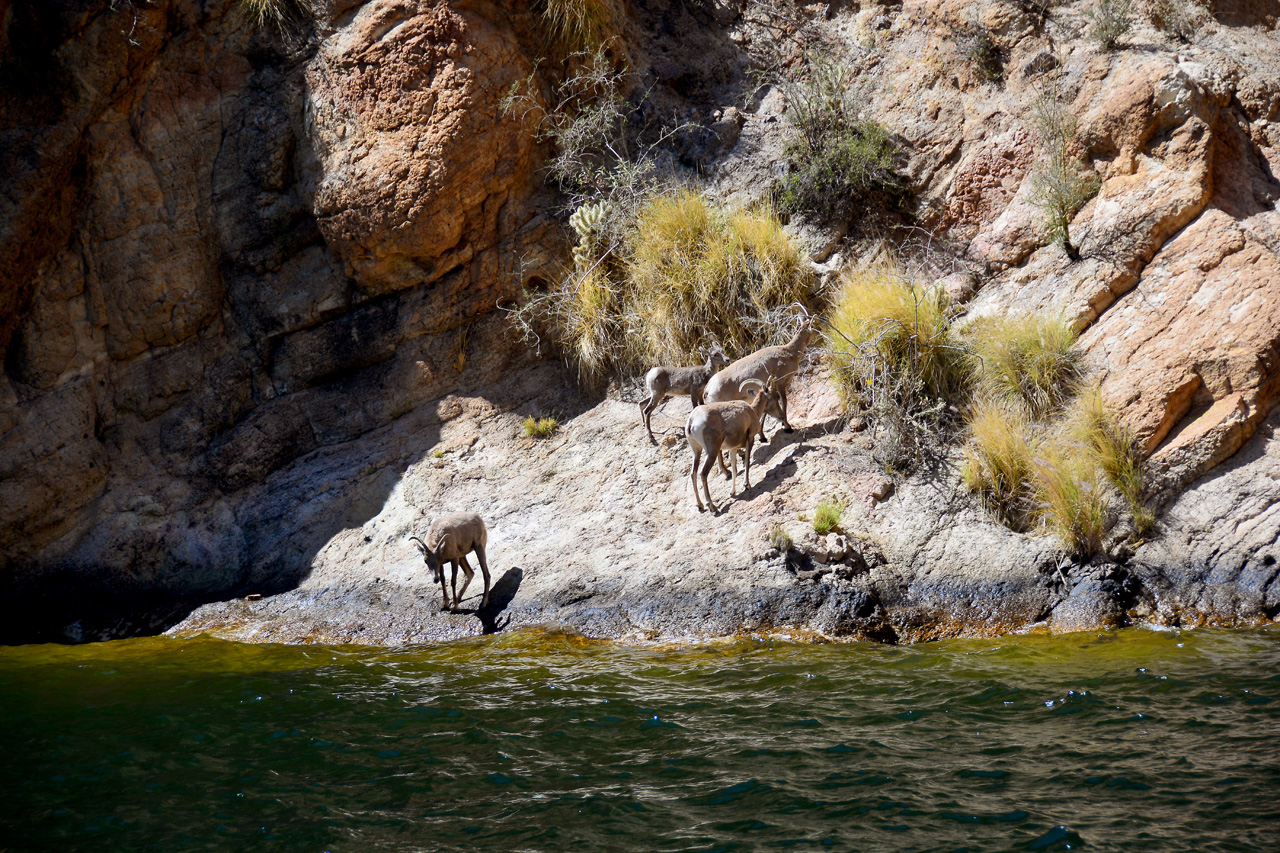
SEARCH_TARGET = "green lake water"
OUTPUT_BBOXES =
[2,627,1278,852]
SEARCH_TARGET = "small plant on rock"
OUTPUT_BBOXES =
[953,13,1003,82]
[1149,0,1206,42]
[768,524,794,553]
[1027,83,1101,258]
[813,498,845,535]
[535,0,620,57]
[1087,0,1134,50]
[240,0,314,32]
[523,416,560,439]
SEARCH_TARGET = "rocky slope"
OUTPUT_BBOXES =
[2,0,1278,643]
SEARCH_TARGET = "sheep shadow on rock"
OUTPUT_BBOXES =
[473,567,523,634]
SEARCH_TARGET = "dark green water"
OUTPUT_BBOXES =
[3,627,1279,852]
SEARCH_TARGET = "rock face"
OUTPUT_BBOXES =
[0,0,560,640]
[3,0,1280,643]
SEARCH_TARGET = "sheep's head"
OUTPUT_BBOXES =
[409,536,444,584]
[741,377,786,423]
[707,343,729,370]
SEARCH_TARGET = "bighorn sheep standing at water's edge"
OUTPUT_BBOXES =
[640,344,730,443]
[410,512,491,611]
[686,378,786,512]
[703,314,819,442]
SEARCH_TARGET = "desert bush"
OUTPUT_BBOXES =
[953,13,1003,82]
[523,415,560,439]
[961,397,1038,525]
[1027,84,1101,257]
[813,498,845,535]
[773,56,906,222]
[1149,0,1205,41]
[1087,0,1134,49]
[964,313,1082,417]
[512,189,813,384]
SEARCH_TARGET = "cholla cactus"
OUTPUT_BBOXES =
[570,202,611,270]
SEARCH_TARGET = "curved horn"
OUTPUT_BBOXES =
[409,535,430,555]
[740,378,766,395]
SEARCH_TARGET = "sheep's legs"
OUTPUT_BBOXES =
[699,451,719,513]
[437,569,452,611]
[474,545,492,609]
[453,555,477,610]
[640,394,664,444]
[689,447,706,511]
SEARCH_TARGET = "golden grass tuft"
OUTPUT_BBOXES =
[960,397,1037,524]
[1066,387,1153,535]
[516,189,812,385]
[536,0,620,56]
[628,191,810,366]
[964,313,1082,417]
[827,267,967,408]
[240,0,312,30]
[1030,441,1110,557]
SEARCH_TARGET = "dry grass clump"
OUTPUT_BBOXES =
[1067,387,1153,534]
[513,189,812,385]
[965,313,1082,417]
[961,398,1038,525]
[827,269,966,406]
[240,0,313,31]
[1031,442,1110,556]
[826,266,969,469]
[1087,0,1135,49]
[960,382,1152,554]
[535,0,620,56]
[629,191,809,365]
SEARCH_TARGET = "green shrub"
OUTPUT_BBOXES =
[773,56,906,222]
[523,416,560,439]
[1027,84,1100,257]
[953,15,1003,82]
[768,524,794,553]
[964,313,1082,417]
[813,499,845,535]
[1149,0,1205,42]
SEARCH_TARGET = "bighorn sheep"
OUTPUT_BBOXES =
[409,512,491,611]
[703,313,819,442]
[685,378,786,512]
[640,344,730,443]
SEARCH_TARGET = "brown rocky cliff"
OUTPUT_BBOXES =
[0,0,560,639]
[2,0,1279,643]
